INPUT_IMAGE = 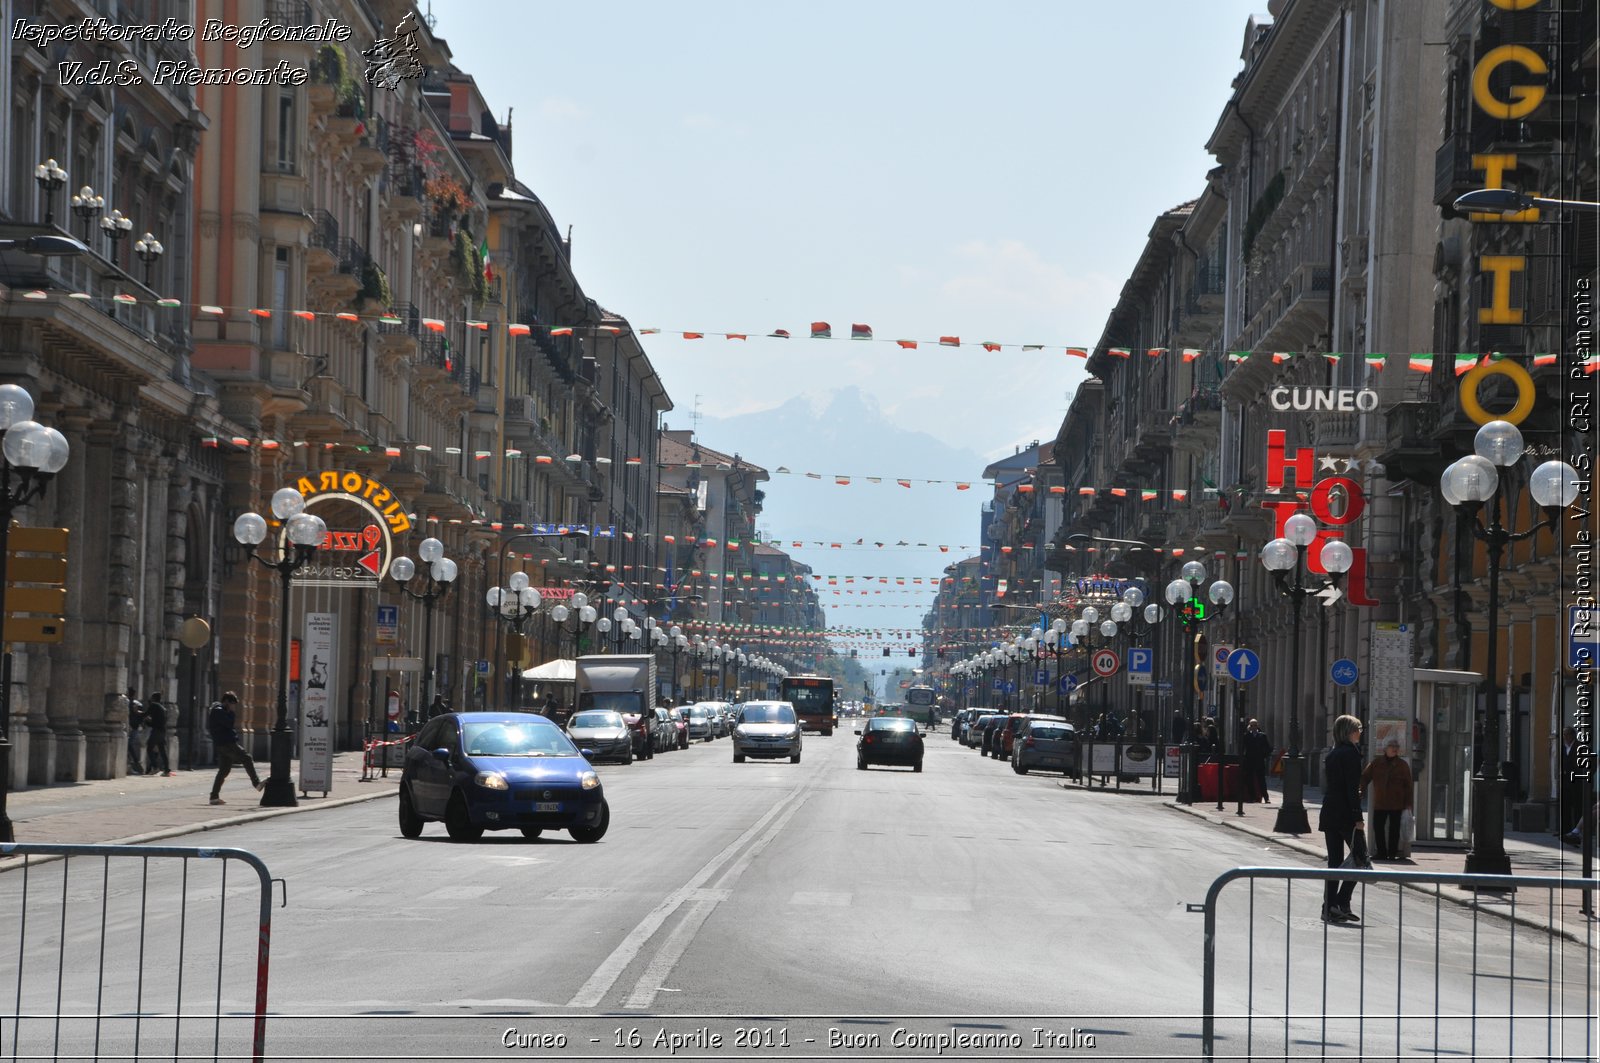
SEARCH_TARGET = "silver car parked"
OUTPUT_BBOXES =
[731,702,803,763]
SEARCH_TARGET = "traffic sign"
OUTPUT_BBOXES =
[1330,658,1359,687]
[992,678,1004,691]
[1226,647,1261,683]
[1092,649,1120,677]
[1571,605,1598,670]
[376,604,399,646]
[1212,644,1233,678]
[1058,673,1078,695]
[1034,669,1050,685]
[1127,647,1153,686]
[6,526,68,645]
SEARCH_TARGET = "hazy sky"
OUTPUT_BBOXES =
[428,1,1267,660]
[429,0,1263,457]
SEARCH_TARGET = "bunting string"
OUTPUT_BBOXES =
[9,287,1589,372]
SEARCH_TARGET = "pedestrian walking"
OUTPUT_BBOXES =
[125,688,146,775]
[1320,714,1366,923]
[1360,738,1413,859]
[1171,710,1188,745]
[144,692,172,776]
[207,691,262,805]
[1242,718,1272,804]
[428,693,447,720]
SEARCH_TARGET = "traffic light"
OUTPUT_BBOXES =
[5,525,68,644]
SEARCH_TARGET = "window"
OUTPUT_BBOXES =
[272,248,289,348]
[276,92,296,172]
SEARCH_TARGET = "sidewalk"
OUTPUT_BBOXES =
[1,751,399,865]
[1164,776,1598,944]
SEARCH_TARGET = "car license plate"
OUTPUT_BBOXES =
[534,801,562,812]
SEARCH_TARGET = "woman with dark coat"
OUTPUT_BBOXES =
[1318,714,1366,923]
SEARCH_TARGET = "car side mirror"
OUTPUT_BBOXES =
[431,747,450,762]
[580,748,596,759]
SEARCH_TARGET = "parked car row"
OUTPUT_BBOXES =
[565,702,739,765]
[951,708,1079,779]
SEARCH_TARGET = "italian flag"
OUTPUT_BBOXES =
[1079,487,1096,496]
[896,339,918,349]
[1110,488,1128,497]
[1141,490,1159,501]
[1407,353,1433,372]
[982,342,1000,352]
[1364,352,1386,371]
[811,322,831,339]
[1454,353,1479,376]
[1147,348,1166,358]
[725,333,747,340]
[1182,348,1202,362]
[1049,485,1065,494]
[1065,347,1088,358]
[423,318,445,332]
[1533,352,1556,367]
[851,323,873,340]
[1228,351,1249,363]
[1108,347,1131,358]
[940,336,960,347]
[1271,352,1289,364]
[507,323,530,335]
[1323,351,1342,365]
[681,332,703,339]
[1172,489,1188,501]
[293,310,315,321]
[550,326,573,337]
[897,479,912,487]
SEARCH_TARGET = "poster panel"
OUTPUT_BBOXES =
[300,612,336,793]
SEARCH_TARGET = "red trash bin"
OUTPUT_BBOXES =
[1197,762,1220,803]
[1223,762,1242,800]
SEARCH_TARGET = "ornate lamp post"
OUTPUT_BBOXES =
[486,572,541,710]
[390,538,457,722]
[233,488,328,808]
[0,387,70,842]
[34,159,67,227]
[611,606,629,652]
[1045,618,1069,715]
[1163,562,1233,804]
[1441,422,1578,875]
[1258,515,1351,833]
[1071,605,1119,734]
[133,232,164,287]
[70,186,103,243]
[666,626,686,701]
[548,593,596,660]
[99,208,132,265]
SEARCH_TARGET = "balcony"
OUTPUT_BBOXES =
[1172,388,1222,454]
[1233,263,1331,379]
[1434,128,1476,211]
[1313,411,1361,451]
[306,210,339,272]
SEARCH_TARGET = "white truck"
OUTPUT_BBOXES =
[575,655,659,759]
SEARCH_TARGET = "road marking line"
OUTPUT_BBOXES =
[622,793,813,1009]
[565,779,809,1008]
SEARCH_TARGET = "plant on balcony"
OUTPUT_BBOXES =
[425,174,471,225]
[1241,170,1287,260]
[356,259,391,308]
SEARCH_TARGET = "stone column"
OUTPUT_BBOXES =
[158,457,191,773]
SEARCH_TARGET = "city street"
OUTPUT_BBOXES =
[2,731,1592,1060]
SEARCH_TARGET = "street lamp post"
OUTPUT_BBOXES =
[667,626,685,701]
[34,159,66,227]
[70,186,103,243]
[1164,561,1234,805]
[1259,515,1352,834]
[232,487,329,809]
[0,386,70,842]
[1047,618,1069,714]
[486,572,541,710]
[133,232,164,288]
[99,208,131,265]
[548,593,597,661]
[390,538,457,724]
[1453,188,1600,215]
[1441,422,1578,875]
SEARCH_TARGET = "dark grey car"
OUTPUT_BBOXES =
[566,709,633,764]
[1012,718,1078,777]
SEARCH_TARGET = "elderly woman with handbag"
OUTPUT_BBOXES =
[1319,714,1366,923]
[1361,737,1414,861]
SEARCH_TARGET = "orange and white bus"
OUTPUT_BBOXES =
[779,674,836,736]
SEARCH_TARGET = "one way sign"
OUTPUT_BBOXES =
[1317,584,1342,607]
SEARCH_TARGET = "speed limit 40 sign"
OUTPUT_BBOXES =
[1091,649,1120,677]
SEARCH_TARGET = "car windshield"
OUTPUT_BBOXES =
[740,704,796,724]
[461,722,576,757]
[569,711,622,729]
[869,718,916,732]
[579,692,641,715]
[690,707,709,718]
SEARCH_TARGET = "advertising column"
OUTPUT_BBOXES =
[300,612,337,794]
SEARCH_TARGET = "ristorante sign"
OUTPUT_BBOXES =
[285,470,411,588]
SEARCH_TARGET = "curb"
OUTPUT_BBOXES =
[1164,799,1593,945]
[0,785,397,874]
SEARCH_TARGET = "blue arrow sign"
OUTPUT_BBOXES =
[1226,648,1261,683]
[1058,673,1078,695]
[1330,657,1359,687]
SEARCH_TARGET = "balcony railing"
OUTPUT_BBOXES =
[308,210,338,256]
[337,237,366,276]
[378,303,419,336]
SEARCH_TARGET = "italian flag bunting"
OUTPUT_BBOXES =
[811,322,831,339]
[1108,347,1131,358]
[896,339,918,349]
[1147,348,1166,359]
[1141,489,1159,501]
[1364,352,1386,372]
[1227,351,1249,364]
[1533,352,1556,367]
[1323,351,1342,365]
[851,323,873,340]
[1454,353,1478,376]
[1181,348,1202,362]
[1407,353,1433,372]
[1065,347,1088,359]
[940,336,960,347]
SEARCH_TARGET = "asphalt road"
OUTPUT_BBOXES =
[1,725,1592,1061]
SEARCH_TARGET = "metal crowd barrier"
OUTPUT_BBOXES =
[1200,865,1599,1061]
[0,843,276,1063]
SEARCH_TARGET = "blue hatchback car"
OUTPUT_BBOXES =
[398,712,609,843]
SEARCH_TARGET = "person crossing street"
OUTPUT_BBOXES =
[207,691,262,805]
